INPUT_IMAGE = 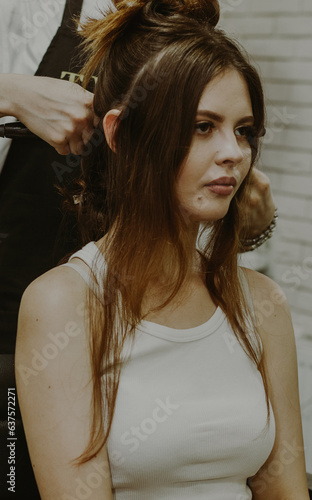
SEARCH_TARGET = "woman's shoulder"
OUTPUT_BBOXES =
[18,240,105,341]
[240,266,287,309]
[239,267,293,347]
[21,262,88,313]
[17,263,90,352]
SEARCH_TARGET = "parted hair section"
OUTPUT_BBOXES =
[70,0,269,465]
[77,0,265,241]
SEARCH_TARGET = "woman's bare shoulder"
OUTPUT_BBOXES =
[240,266,288,314]
[240,266,285,294]
[239,266,292,346]
[22,258,90,306]
[17,263,89,350]
[23,262,87,302]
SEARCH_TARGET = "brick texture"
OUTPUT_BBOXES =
[220,1,312,336]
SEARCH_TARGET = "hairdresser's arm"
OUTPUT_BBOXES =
[241,168,276,239]
[15,267,113,499]
[244,269,309,500]
[0,73,98,155]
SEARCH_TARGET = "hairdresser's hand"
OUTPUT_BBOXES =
[241,169,276,239]
[0,74,99,155]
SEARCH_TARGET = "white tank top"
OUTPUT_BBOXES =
[64,242,276,500]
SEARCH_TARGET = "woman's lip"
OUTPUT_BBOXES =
[206,176,237,187]
[206,185,235,196]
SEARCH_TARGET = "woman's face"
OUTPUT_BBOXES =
[176,69,254,223]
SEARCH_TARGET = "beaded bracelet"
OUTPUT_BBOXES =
[241,208,278,253]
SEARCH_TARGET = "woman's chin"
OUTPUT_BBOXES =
[189,208,231,224]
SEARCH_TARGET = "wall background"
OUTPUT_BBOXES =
[220,0,312,331]
[219,0,312,473]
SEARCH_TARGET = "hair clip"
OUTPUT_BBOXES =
[73,194,85,205]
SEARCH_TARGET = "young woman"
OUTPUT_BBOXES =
[15,0,309,498]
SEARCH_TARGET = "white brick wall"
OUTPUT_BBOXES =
[220,2,312,472]
[296,338,312,473]
[220,0,312,334]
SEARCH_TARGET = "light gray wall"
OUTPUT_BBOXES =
[220,0,312,473]
[220,0,312,333]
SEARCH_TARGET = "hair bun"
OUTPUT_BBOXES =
[180,0,220,26]
[113,0,220,27]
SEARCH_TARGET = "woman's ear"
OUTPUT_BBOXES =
[103,109,121,152]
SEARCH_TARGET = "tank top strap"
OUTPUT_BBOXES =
[238,266,263,357]
[62,242,106,296]
[238,267,255,319]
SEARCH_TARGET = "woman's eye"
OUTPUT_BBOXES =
[235,126,256,139]
[195,122,214,135]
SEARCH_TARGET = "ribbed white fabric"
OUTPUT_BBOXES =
[64,242,276,500]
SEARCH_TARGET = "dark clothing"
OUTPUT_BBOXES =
[0,0,84,354]
[0,2,85,498]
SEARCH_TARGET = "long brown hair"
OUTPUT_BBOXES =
[71,0,267,464]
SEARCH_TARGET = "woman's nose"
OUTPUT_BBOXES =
[214,132,245,166]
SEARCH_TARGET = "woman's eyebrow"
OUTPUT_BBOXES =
[197,110,224,122]
[196,110,255,126]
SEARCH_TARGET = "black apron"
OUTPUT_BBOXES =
[0,0,86,354]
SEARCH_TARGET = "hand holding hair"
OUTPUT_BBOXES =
[240,169,276,240]
[0,74,99,155]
